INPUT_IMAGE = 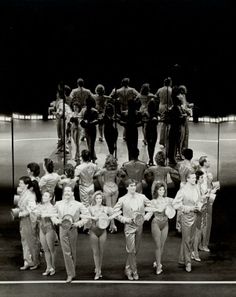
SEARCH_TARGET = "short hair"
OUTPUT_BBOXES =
[64,85,71,96]
[154,151,165,166]
[85,95,96,108]
[152,182,167,199]
[195,170,204,181]
[179,85,187,94]
[64,163,75,179]
[95,84,105,95]
[77,78,84,87]
[199,156,207,167]
[81,149,91,162]
[186,172,196,180]
[147,99,158,116]
[164,77,172,86]
[27,162,40,177]
[19,176,33,189]
[125,178,138,188]
[121,77,130,87]
[44,158,54,173]
[182,148,193,161]
[104,154,118,170]
[91,190,106,206]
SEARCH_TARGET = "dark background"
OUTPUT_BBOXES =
[0,0,233,116]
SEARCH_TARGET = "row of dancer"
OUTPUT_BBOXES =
[12,147,219,281]
[49,77,194,165]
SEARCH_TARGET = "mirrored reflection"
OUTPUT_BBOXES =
[0,118,12,198]
[218,121,236,187]
[188,121,219,181]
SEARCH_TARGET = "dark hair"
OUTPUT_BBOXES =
[147,99,158,117]
[44,158,54,173]
[171,86,182,105]
[125,178,137,188]
[104,154,118,170]
[121,77,130,87]
[105,103,114,117]
[64,85,71,96]
[81,149,91,162]
[85,95,96,108]
[19,176,33,189]
[65,164,75,179]
[152,182,167,199]
[154,151,165,166]
[164,77,172,86]
[140,83,150,96]
[199,156,207,167]
[27,162,40,177]
[195,170,204,181]
[182,148,193,161]
[77,78,84,87]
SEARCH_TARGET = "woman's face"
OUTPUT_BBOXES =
[127,183,137,194]
[42,192,51,203]
[198,175,204,184]
[95,194,103,205]
[157,186,165,197]
[18,180,27,192]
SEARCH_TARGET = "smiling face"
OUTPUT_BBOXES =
[18,180,27,192]
[187,173,197,185]
[42,192,51,204]
[63,186,73,200]
[127,182,137,195]
[95,194,103,206]
[157,186,165,198]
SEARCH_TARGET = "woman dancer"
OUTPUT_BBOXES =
[146,182,175,274]
[95,155,120,233]
[103,103,118,156]
[80,96,99,162]
[94,84,111,142]
[70,102,81,163]
[142,99,158,166]
[74,149,99,207]
[35,191,57,276]
[39,158,60,201]
[146,151,180,194]
[87,191,114,280]
[136,83,156,145]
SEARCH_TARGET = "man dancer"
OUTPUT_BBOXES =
[113,179,151,280]
[52,186,89,283]
[110,77,139,141]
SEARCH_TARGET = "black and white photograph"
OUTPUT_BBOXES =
[0,0,234,296]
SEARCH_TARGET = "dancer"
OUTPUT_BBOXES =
[95,155,120,233]
[172,172,201,272]
[146,151,180,195]
[93,84,111,142]
[119,99,142,161]
[35,191,57,276]
[74,149,99,207]
[110,77,139,141]
[113,179,151,280]
[70,78,92,141]
[142,99,159,166]
[87,191,116,280]
[39,158,60,200]
[121,148,147,193]
[145,182,175,274]
[103,103,118,156]
[17,176,40,270]
[136,83,156,145]
[167,86,188,165]
[70,102,82,163]
[26,162,41,203]
[155,77,172,148]
[52,186,89,283]
[80,96,99,162]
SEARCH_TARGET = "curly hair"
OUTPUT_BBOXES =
[43,158,54,173]
[64,163,75,179]
[104,154,118,170]
[154,151,166,166]
[152,181,167,199]
[91,190,106,206]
